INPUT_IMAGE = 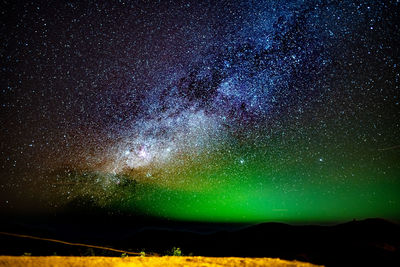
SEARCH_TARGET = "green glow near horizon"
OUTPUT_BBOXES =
[51,119,399,224]
[117,134,400,223]
[128,174,399,223]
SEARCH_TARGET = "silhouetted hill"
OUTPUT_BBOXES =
[1,215,399,266]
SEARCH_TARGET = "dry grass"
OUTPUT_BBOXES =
[0,256,322,267]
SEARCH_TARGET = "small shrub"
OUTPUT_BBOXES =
[83,248,95,256]
[172,247,182,256]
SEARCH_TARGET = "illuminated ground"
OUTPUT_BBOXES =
[0,256,322,267]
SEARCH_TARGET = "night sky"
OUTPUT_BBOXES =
[1,0,399,223]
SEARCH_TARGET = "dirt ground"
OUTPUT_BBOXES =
[0,256,322,266]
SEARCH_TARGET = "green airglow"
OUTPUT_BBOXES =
[117,135,400,223]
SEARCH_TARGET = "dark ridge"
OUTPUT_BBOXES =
[1,216,399,266]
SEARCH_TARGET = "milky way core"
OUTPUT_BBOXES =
[1,0,399,223]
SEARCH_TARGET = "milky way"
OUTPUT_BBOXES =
[1,0,399,222]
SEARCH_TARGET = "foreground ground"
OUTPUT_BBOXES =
[0,256,322,267]
[1,218,398,265]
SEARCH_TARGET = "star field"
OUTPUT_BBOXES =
[1,0,399,222]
